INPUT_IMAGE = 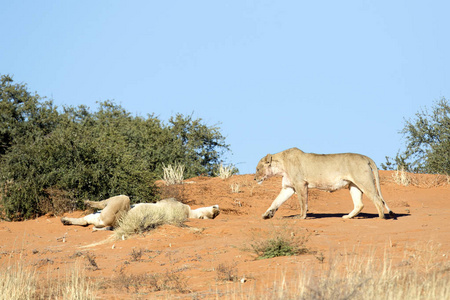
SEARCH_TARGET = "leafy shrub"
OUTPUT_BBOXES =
[0,75,234,220]
[249,225,310,259]
[383,98,450,174]
[251,236,308,259]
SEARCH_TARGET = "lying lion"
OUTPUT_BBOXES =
[255,148,396,220]
[61,195,220,231]
[131,199,220,219]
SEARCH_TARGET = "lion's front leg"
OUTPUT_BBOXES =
[296,183,308,219]
[262,187,295,219]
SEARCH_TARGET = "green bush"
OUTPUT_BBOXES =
[251,236,309,259]
[383,98,450,174]
[249,225,310,260]
[0,75,233,220]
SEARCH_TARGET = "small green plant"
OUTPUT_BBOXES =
[252,236,306,259]
[130,248,143,262]
[85,252,99,271]
[249,225,310,259]
[315,252,325,264]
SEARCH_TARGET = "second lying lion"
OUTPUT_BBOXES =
[61,195,220,231]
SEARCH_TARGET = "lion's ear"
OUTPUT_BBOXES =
[264,154,273,164]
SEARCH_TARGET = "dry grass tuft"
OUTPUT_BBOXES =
[218,163,235,179]
[392,167,412,186]
[216,262,239,282]
[110,268,190,294]
[230,182,241,193]
[56,263,97,300]
[0,261,36,299]
[0,261,96,300]
[162,163,185,185]
[391,168,450,188]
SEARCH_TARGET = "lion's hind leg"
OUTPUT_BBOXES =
[381,200,397,219]
[61,216,89,226]
[359,189,386,219]
[60,212,103,227]
[84,199,109,209]
[343,184,364,219]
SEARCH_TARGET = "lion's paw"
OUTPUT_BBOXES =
[60,218,71,225]
[262,209,276,219]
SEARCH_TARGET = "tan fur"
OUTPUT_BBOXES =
[61,195,130,230]
[255,148,396,220]
[131,199,220,220]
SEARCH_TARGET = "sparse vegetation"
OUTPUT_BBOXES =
[216,262,239,282]
[0,261,36,299]
[111,268,190,294]
[390,169,450,187]
[251,235,308,259]
[218,163,236,179]
[130,248,143,262]
[84,252,99,271]
[230,182,241,193]
[4,242,447,299]
[246,243,450,300]
[249,225,310,259]
[392,167,412,186]
[56,263,97,300]
[0,261,96,300]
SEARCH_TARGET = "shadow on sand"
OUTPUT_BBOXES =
[282,212,409,220]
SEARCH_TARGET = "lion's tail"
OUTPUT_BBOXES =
[368,158,397,219]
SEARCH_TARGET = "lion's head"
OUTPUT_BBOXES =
[254,154,280,184]
[190,205,220,219]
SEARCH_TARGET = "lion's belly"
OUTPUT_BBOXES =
[308,179,350,192]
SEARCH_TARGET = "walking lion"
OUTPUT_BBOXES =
[255,148,396,220]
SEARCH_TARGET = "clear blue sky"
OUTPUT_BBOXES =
[2,1,449,174]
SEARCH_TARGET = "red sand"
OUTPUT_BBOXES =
[1,171,449,298]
